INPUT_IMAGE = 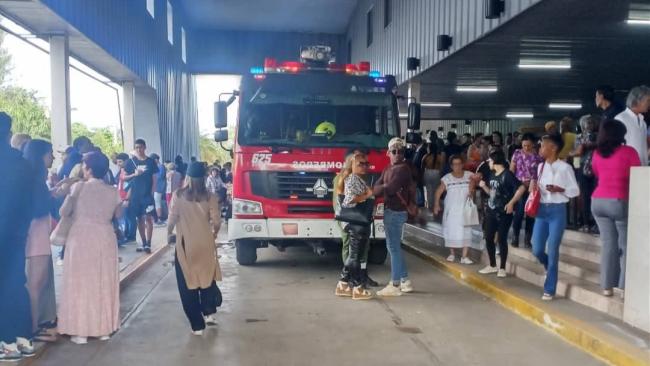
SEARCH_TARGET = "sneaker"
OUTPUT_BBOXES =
[56,258,64,266]
[376,283,402,297]
[352,286,373,300]
[192,330,203,336]
[497,269,507,278]
[335,281,352,297]
[0,342,22,362]
[400,279,414,293]
[70,336,87,345]
[204,314,217,326]
[136,246,144,252]
[541,293,554,301]
[16,338,34,357]
[446,254,455,262]
[602,289,613,297]
[361,269,379,287]
[154,221,167,227]
[460,257,474,265]
[144,246,152,254]
[478,266,498,275]
[511,237,520,248]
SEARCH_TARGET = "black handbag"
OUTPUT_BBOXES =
[335,198,375,226]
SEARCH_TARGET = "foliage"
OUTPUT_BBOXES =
[199,132,232,165]
[0,86,51,139]
[72,122,122,156]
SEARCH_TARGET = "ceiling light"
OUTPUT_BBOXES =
[627,19,650,25]
[506,112,534,118]
[421,102,452,107]
[549,103,582,109]
[456,86,498,93]
[518,59,571,69]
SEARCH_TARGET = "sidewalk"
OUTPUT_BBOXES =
[402,223,650,366]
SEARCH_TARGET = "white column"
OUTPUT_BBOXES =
[624,167,650,332]
[49,35,71,152]
[122,81,135,151]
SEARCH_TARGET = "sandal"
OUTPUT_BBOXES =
[33,329,58,343]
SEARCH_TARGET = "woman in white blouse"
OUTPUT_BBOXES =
[530,134,579,301]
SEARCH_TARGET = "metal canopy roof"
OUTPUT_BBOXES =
[407,0,650,121]
[180,0,359,34]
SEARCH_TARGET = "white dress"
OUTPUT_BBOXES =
[441,171,473,248]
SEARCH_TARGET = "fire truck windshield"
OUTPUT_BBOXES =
[238,93,398,149]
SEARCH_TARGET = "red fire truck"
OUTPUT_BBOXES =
[214,46,401,265]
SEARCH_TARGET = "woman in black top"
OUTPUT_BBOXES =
[477,150,526,278]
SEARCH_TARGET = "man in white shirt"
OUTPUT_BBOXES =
[615,85,650,166]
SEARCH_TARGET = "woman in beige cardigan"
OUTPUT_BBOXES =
[167,162,222,335]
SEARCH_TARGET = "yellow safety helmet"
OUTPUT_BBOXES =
[314,121,336,139]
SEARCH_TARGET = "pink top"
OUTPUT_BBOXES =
[592,145,641,200]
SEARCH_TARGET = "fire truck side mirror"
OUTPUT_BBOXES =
[214,129,228,142]
[215,101,228,129]
[407,102,421,130]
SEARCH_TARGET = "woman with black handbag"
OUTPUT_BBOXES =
[334,152,373,300]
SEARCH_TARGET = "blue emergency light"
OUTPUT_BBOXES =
[250,67,264,75]
[369,70,381,77]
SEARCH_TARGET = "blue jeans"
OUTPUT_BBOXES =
[384,209,409,284]
[532,203,567,295]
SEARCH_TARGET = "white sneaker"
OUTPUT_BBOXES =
[98,336,110,341]
[56,258,64,266]
[478,266,498,274]
[541,293,554,301]
[376,283,402,297]
[497,269,507,278]
[192,330,203,336]
[446,254,455,262]
[400,279,414,293]
[16,337,34,357]
[70,336,87,345]
[460,257,474,265]
[204,314,217,326]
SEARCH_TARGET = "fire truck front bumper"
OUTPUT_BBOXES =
[228,218,386,241]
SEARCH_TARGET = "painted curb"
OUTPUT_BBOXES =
[402,242,650,366]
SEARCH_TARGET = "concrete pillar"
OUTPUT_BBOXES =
[49,35,71,152]
[122,81,136,151]
[624,167,650,332]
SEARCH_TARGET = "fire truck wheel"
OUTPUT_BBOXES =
[235,240,258,265]
[368,241,388,265]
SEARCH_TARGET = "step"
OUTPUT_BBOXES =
[563,229,602,247]
[506,246,602,286]
[504,255,624,319]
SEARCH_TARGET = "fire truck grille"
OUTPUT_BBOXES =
[250,171,336,201]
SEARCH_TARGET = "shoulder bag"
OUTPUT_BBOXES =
[50,182,85,246]
[335,198,375,226]
[524,162,545,218]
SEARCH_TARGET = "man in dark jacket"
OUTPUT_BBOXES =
[373,137,415,297]
[0,112,35,361]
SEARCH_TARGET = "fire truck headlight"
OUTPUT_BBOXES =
[374,203,385,217]
[233,199,263,215]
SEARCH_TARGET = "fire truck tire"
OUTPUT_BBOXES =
[368,241,388,265]
[235,240,258,265]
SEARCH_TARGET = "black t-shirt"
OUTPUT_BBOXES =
[487,170,521,213]
[125,157,159,198]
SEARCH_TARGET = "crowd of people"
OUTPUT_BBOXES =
[333,85,649,303]
[0,111,231,361]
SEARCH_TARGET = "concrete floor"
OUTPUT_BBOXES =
[28,238,604,366]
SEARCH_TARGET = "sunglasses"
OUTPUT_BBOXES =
[357,161,370,167]
[390,149,405,155]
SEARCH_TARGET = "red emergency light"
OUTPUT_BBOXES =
[280,61,305,73]
[358,61,371,72]
[264,57,277,72]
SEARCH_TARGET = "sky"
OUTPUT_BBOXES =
[3,28,239,137]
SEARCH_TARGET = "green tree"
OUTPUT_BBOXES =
[72,122,122,156]
[0,86,51,139]
[199,134,232,165]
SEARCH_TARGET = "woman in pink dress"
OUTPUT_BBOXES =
[57,152,123,344]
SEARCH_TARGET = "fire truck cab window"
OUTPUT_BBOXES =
[239,94,397,148]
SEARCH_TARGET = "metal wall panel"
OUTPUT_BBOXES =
[347,0,542,84]
[39,0,199,160]
[188,30,344,75]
